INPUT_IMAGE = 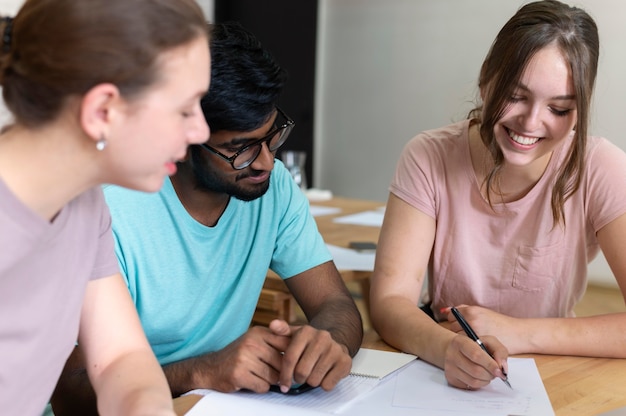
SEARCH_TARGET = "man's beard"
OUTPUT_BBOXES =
[192,162,270,202]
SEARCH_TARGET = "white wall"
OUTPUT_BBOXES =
[315,0,625,287]
[0,0,20,14]
[197,0,214,21]
[0,0,21,126]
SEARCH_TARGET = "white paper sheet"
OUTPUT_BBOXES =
[326,244,375,271]
[332,209,384,227]
[183,390,329,415]
[340,358,554,416]
[309,205,342,217]
[184,375,378,415]
[597,405,626,415]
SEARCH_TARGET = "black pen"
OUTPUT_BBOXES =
[450,307,512,389]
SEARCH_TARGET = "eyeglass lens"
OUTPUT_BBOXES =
[233,126,291,169]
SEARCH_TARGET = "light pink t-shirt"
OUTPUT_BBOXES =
[0,181,118,415]
[391,120,626,322]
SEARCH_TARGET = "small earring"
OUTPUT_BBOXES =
[96,136,107,151]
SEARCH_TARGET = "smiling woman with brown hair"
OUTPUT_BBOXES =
[370,0,626,392]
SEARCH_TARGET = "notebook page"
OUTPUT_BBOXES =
[184,375,378,414]
[350,348,417,379]
[184,390,328,416]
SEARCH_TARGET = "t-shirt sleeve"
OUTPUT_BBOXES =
[389,132,440,219]
[270,162,332,279]
[89,188,120,280]
[585,137,626,232]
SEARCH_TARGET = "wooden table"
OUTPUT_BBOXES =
[174,395,203,416]
[524,354,626,415]
[308,196,384,248]
[311,196,384,309]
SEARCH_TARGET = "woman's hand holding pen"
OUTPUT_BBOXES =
[443,332,509,390]
[440,306,509,390]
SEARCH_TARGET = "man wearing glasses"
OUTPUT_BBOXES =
[51,21,363,414]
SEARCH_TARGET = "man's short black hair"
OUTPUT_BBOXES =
[200,21,288,133]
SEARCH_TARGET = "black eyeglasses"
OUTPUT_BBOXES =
[200,107,295,170]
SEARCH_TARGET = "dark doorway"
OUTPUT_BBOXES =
[214,0,318,186]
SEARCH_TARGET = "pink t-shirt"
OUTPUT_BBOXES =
[391,120,626,322]
[0,181,118,415]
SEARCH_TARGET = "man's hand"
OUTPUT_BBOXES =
[269,319,352,392]
[181,325,291,393]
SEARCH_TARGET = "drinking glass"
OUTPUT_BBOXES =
[281,150,308,190]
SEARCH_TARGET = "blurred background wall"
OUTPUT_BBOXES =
[0,0,622,286]
[314,0,625,287]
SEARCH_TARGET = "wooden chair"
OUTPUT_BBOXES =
[251,274,297,326]
[251,270,372,327]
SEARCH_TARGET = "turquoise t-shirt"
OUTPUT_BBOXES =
[103,161,331,365]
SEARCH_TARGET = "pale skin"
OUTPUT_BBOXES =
[370,42,626,390]
[2,35,210,415]
[79,274,176,416]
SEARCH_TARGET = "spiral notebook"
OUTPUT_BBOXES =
[350,348,417,379]
[184,348,418,415]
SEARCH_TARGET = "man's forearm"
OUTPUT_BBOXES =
[309,296,363,357]
[163,355,206,397]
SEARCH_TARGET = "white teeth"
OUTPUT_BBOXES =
[509,130,540,146]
